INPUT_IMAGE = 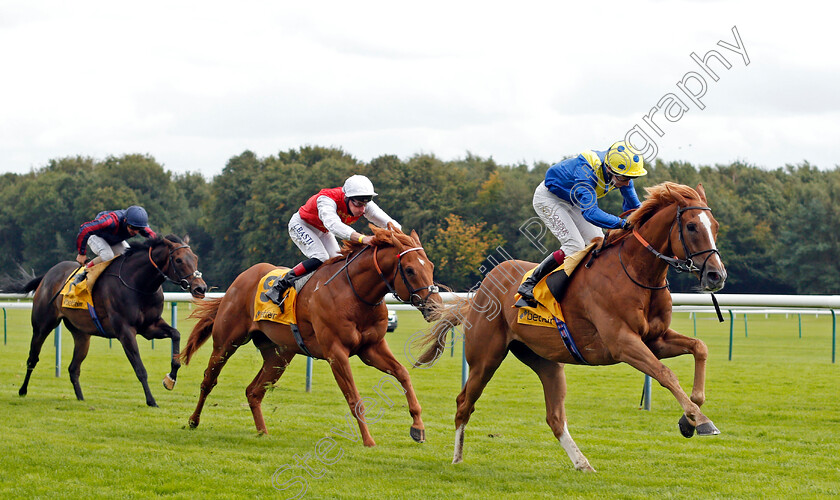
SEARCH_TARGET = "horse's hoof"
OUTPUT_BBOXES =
[18,389,26,397]
[188,418,199,429]
[162,374,176,391]
[696,421,721,436]
[678,414,695,438]
[147,400,159,408]
[410,427,426,443]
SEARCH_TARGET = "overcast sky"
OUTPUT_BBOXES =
[1,1,836,177]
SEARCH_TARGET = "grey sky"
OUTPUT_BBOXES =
[1,0,836,176]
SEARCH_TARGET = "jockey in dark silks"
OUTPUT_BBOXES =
[73,206,157,284]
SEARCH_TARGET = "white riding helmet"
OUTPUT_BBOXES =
[343,175,377,198]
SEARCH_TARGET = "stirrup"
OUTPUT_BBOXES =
[71,271,87,286]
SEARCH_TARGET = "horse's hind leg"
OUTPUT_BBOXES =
[359,339,425,443]
[65,323,91,401]
[509,342,594,472]
[452,330,509,464]
[189,340,240,428]
[245,334,295,435]
[19,317,60,397]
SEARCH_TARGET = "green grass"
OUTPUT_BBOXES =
[0,305,838,499]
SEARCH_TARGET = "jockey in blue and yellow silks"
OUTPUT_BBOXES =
[515,141,647,308]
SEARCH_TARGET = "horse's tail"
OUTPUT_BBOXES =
[0,269,44,295]
[413,296,474,367]
[180,297,223,365]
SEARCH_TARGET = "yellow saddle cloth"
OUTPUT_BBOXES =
[60,259,113,309]
[515,243,595,328]
[253,268,298,325]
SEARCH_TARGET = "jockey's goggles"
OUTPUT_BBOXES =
[349,196,373,206]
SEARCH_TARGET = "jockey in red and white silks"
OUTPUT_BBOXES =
[265,175,400,305]
[515,141,648,308]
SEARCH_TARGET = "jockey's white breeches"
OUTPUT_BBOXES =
[87,235,130,261]
[532,181,604,255]
[288,212,341,262]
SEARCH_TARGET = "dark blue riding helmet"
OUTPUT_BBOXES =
[125,206,150,228]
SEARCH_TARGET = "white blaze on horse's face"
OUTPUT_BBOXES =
[418,258,426,267]
[698,212,724,270]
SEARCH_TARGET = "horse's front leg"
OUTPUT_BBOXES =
[649,328,708,407]
[324,344,376,447]
[141,319,181,390]
[359,339,425,443]
[606,327,719,437]
[116,327,158,407]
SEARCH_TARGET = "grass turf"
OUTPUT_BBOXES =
[0,305,837,499]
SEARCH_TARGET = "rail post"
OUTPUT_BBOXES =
[832,309,836,364]
[639,375,652,411]
[54,323,62,377]
[728,310,734,361]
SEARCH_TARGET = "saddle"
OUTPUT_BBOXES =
[253,268,300,324]
[60,259,115,309]
[518,242,596,316]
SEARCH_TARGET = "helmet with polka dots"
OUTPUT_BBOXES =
[605,141,647,178]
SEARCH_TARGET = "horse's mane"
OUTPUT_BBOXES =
[604,182,703,246]
[324,225,416,265]
[124,234,183,257]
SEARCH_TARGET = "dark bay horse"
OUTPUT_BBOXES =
[5,235,206,407]
[415,182,727,471]
[180,225,441,446]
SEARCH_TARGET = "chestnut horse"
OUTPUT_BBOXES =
[4,235,206,407]
[415,182,727,471]
[180,225,441,446]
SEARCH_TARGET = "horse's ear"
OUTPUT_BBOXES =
[410,229,421,246]
[387,221,399,233]
[183,234,190,245]
[695,183,708,204]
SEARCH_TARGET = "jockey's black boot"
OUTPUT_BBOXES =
[71,270,87,287]
[515,250,565,308]
[265,270,300,306]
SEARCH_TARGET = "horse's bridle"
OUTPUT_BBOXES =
[148,244,203,292]
[338,245,440,309]
[620,205,722,290]
[375,245,440,308]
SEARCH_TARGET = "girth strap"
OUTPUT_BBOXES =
[553,316,589,365]
[290,323,314,358]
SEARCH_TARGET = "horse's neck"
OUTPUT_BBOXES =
[123,249,166,292]
[353,248,395,302]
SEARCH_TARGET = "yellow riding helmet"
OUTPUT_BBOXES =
[605,141,647,177]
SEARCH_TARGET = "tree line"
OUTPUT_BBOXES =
[1,147,838,294]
